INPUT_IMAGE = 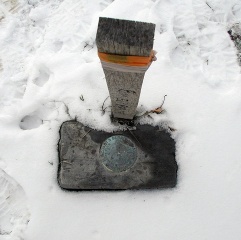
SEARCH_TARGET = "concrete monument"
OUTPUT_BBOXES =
[58,17,178,190]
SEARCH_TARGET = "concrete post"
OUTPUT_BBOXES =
[96,17,155,120]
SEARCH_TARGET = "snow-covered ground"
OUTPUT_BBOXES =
[1,0,241,239]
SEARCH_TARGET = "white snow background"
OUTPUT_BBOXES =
[1,0,241,239]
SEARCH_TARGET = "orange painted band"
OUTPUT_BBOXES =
[98,50,154,67]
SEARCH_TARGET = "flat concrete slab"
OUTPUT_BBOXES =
[58,121,177,190]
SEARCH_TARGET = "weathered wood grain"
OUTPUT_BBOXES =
[96,17,155,56]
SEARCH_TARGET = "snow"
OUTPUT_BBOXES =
[0,0,241,239]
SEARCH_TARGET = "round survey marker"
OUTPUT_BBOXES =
[100,135,137,172]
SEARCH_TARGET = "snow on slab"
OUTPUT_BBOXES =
[0,0,241,239]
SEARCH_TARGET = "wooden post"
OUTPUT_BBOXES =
[96,17,155,120]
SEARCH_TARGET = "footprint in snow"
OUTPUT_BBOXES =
[0,168,30,239]
[32,66,51,87]
[170,3,204,72]
[170,2,240,88]
[19,101,65,130]
[19,115,43,130]
[53,40,63,52]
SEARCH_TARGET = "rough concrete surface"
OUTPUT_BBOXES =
[96,17,155,120]
[58,121,177,190]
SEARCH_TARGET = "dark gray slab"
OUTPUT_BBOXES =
[58,121,177,190]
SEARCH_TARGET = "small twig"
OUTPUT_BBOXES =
[80,95,84,101]
[136,95,167,118]
[103,105,111,112]
[0,230,12,235]
[168,126,176,132]
[64,103,71,118]
[83,42,88,49]
[149,94,167,114]
[49,100,73,119]
[81,129,91,139]
[83,42,94,51]
[101,96,110,115]
[206,2,214,11]
[161,95,167,107]
[127,128,142,147]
